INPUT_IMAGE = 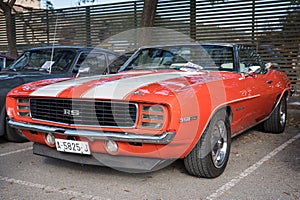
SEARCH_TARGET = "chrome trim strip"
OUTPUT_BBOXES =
[199,94,262,135]
[8,119,175,144]
[272,89,289,112]
[232,89,289,137]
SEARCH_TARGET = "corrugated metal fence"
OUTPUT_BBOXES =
[0,0,299,94]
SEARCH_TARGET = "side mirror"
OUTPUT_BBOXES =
[72,66,90,78]
[242,65,261,78]
[265,62,278,70]
[248,65,261,74]
[78,67,90,73]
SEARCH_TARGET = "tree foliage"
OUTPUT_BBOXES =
[141,0,158,27]
[77,0,95,6]
[0,0,40,56]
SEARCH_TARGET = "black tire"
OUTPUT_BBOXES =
[262,96,287,133]
[184,110,231,178]
[5,118,28,143]
[0,107,6,137]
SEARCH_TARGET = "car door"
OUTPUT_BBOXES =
[237,46,274,125]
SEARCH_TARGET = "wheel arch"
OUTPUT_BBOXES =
[183,105,232,178]
[261,89,288,134]
[225,106,233,125]
[207,106,233,131]
[183,105,232,158]
[272,89,289,113]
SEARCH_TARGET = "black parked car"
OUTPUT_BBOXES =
[0,54,15,70]
[0,46,128,142]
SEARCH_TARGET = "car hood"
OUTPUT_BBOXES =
[10,70,224,100]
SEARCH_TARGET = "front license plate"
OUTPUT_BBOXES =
[55,139,91,155]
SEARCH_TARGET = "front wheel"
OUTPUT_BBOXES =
[184,110,231,178]
[4,114,28,142]
[5,123,28,143]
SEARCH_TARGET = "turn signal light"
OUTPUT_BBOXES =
[140,105,165,129]
[105,140,118,154]
[17,98,30,117]
[45,133,55,146]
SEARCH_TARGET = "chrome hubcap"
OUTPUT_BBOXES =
[279,101,286,126]
[211,120,228,168]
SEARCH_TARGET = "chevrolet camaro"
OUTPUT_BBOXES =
[6,43,291,178]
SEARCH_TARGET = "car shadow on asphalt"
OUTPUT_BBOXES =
[0,137,8,144]
[42,156,187,178]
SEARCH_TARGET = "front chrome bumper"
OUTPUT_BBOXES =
[8,119,175,144]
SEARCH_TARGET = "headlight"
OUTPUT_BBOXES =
[140,105,165,129]
[17,98,30,117]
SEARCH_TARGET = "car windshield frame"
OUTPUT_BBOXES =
[119,44,236,72]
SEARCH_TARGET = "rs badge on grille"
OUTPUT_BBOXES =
[63,109,80,116]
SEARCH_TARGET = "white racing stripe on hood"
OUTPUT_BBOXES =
[29,75,111,97]
[82,72,197,99]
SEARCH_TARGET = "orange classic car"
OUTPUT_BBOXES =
[6,43,291,178]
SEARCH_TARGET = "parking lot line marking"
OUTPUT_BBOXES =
[206,133,300,200]
[0,147,33,157]
[0,175,101,200]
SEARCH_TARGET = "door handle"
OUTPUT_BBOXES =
[266,80,273,84]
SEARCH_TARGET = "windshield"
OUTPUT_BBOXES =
[8,49,76,72]
[120,45,234,72]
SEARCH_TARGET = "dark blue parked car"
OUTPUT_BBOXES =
[0,46,128,142]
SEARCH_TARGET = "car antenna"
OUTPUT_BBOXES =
[49,18,58,74]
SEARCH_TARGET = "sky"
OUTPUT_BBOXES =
[42,0,135,9]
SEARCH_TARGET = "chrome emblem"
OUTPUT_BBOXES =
[63,109,80,116]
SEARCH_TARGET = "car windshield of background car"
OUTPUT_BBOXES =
[76,53,107,74]
[8,50,76,72]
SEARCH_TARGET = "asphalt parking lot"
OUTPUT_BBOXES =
[0,111,299,200]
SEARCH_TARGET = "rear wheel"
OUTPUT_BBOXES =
[262,96,287,133]
[184,110,231,178]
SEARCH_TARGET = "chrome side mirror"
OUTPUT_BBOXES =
[78,67,90,73]
[241,65,261,78]
[248,65,261,75]
[76,67,91,78]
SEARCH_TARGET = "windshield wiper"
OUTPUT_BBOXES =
[4,68,17,72]
[170,62,203,71]
[183,62,203,70]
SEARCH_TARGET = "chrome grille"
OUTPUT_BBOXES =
[30,99,137,127]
